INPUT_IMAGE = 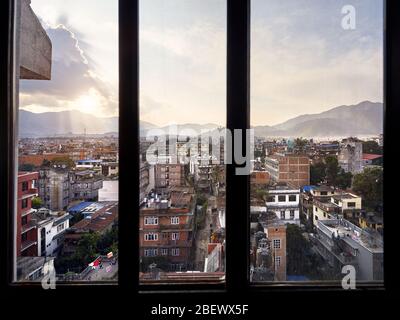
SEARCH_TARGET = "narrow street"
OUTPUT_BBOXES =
[193,198,213,271]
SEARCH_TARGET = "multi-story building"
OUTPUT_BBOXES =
[266,183,300,225]
[140,188,195,271]
[265,153,310,188]
[101,162,119,177]
[338,138,363,174]
[140,160,155,204]
[70,170,103,201]
[251,171,270,186]
[311,218,383,281]
[312,191,362,226]
[31,208,71,257]
[155,164,185,190]
[38,167,70,211]
[17,172,39,256]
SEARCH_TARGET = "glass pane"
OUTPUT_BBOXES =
[250,0,384,283]
[16,0,118,283]
[139,0,226,283]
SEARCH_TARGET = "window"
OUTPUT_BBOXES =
[171,232,179,241]
[144,233,158,241]
[161,248,168,256]
[267,196,275,202]
[273,239,281,249]
[14,0,118,282]
[144,216,158,225]
[21,199,28,209]
[170,217,180,225]
[144,249,158,257]
[250,0,384,284]
[171,248,180,257]
[21,181,28,192]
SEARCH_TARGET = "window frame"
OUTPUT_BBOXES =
[0,0,397,296]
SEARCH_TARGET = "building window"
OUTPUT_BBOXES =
[161,248,168,256]
[171,248,180,257]
[278,195,286,202]
[280,211,285,220]
[144,216,158,225]
[21,199,28,209]
[57,223,65,232]
[170,217,180,225]
[266,196,275,202]
[288,195,296,202]
[21,216,27,226]
[290,210,295,219]
[171,232,179,241]
[144,233,158,241]
[144,249,158,257]
[347,202,356,208]
[273,239,281,249]
[21,181,28,192]
[275,256,281,268]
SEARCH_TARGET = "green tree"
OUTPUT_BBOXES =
[362,140,383,155]
[325,156,339,185]
[352,167,383,210]
[336,169,352,189]
[50,156,75,168]
[310,162,326,185]
[286,224,313,275]
[31,196,43,209]
[294,137,308,153]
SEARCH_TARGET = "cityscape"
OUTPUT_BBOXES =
[14,0,383,284]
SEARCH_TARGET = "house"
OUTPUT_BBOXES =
[266,183,300,225]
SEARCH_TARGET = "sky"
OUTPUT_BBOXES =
[20,0,383,127]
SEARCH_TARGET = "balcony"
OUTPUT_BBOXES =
[21,221,37,234]
[21,240,37,252]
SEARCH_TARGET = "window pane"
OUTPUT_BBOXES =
[139,0,226,283]
[16,0,118,282]
[250,0,384,283]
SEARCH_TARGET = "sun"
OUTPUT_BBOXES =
[75,88,101,114]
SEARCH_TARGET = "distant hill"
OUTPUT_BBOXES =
[253,101,383,138]
[19,101,383,138]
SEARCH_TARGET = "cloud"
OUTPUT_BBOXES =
[20,23,117,116]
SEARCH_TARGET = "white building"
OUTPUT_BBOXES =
[266,184,300,225]
[32,208,71,257]
[338,138,363,174]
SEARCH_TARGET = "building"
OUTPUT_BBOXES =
[17,256,55,282]
[251,171,270,186]
[312,191,362,226]
[338,138,363,174]
[155,163,185,190]
[266,183,300,225]
[362,153,383,168]
[70,170,103,201]
[311,218,383,281]
[358,212,383,232]
[38,167,70,211]
[101,161,119,177]
[76,159,103,173]
[265,153,310,188]
[264,222,287,281]
[140,188,195,271]
[32,208,72,257]
[63,201,118,255]
[140,161,154,204]
[17,172,39,257]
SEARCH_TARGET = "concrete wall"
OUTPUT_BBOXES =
[19,0,52,80]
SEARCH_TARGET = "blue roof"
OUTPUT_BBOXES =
[68,202,93,213]
[77,159,102,163]
[302,185,316,192]
[287,275,309,281]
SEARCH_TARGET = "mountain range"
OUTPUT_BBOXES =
[19,101,383,138]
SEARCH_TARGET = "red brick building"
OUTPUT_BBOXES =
[17,172,39,256]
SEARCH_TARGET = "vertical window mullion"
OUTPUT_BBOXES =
[119,0,139,290]
[226,0,250,291]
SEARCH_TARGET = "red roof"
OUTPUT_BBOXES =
[362,153,383,160]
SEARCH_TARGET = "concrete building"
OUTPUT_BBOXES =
[38,168,70,211]
[266,183,300,225]
[251,171,270,186]
[101,162,119,177]
[70,170,103,201]
[155,163,185,190]
[32,208,72,257]
[265,153,310,188]
[17,172,39,256]
[140,188,195,271]
[312,218,383,281]
[338,138,363,174]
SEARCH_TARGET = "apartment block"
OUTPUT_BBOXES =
[155,163,185,190]
[266,183,300,225]
[338,138,363,174]
[265,153,310,188]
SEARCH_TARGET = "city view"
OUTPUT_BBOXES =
[14,0,383,284]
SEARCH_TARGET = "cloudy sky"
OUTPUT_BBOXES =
[20,0,383,127]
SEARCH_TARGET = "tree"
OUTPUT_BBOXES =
[325,156,339,185]
[362,140,382,155]
[286,224,313,275]
[294,137,308,153]
[310,162,326,185]
[336,169,352,189]
[352,167,383,210]
[31,196,43,209]
[50,156,75,168]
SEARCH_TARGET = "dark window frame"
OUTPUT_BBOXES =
[0,0,397,297]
